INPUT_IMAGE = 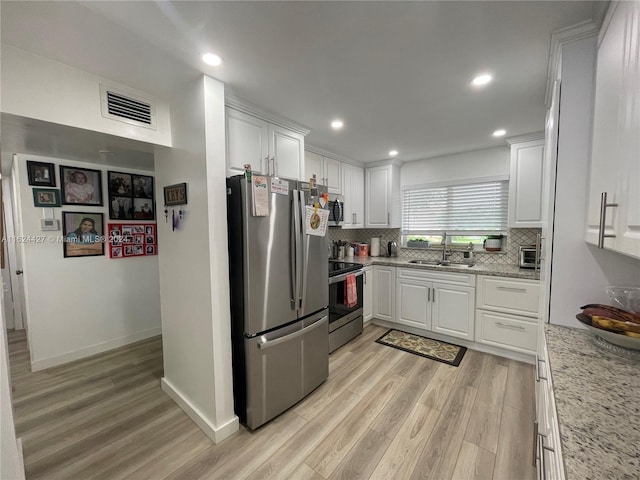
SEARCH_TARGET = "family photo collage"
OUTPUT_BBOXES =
[26,160,157,259]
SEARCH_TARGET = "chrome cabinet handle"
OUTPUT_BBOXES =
[265,156,270,175]
[535,355,547,382]
[387,212,390,225]
[497,286,527,293]
[598,192,618,248]
[432,288,435,302]
[496,322,525,331]
[532,421,539,468]
[427,287,431,302]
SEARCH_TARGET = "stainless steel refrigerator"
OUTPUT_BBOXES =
[226,174,329,430]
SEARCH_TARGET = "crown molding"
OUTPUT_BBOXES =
[365,158,404,168]
[545,20,600,106]
[505,131,545,145]
[224,96,311,136]
[304,144,364,167]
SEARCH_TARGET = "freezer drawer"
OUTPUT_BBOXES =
[244,311,328,429]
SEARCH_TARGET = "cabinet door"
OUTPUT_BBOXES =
[363,266,374,323]
[269,124,304,181]
[342,164,354,228]
[431,283,475,341]
[352,166,365,228]
[366,166,391,227]
[304,151,325,185]
[508,140,545,228]
[325,157,342,194]
[373,266,395,322]
[396,279,431,330]
[226,108,269,175]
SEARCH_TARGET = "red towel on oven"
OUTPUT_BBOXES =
[345,274,357,308]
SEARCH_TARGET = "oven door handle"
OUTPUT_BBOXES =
[329,269,364,285]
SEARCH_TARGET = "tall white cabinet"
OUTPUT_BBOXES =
[226,105,307,180]
[342,163,364,228]
[304,151,342,194]
[585,1,640,259]
[365,164,401,228]
[508,138,545,228]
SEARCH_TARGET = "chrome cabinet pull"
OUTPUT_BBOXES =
[496,322,526,331]
[598,192,618,248]
[497,286,527,293]
[532,421,539,468]
[535,355,547,382]
[427,287,431,302]
[387,212,390,225]
[265,156,270,175]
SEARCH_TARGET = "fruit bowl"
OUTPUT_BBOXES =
[576,313,640,353]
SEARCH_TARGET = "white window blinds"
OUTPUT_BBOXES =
[402,179,509,235]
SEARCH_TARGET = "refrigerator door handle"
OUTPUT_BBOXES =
[292,190,304,311]
[290,192,299,309]
[298,190,307,311]
[257,315,327,350]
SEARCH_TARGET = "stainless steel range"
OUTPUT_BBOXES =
[328,261,364,353]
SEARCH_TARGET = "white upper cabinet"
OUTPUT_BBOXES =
[508,139,545,228]
[365,164,401,228]
[342,163,364,229]
[585,1,640,259]
[226,106,306,180]
[303,151,341,194]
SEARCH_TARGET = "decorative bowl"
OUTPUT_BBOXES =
[576,313,640,352]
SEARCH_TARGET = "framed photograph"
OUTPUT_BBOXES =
[107,223,157,258]
[146,245,156,255]
[60,165,103,206]
[133,175,154,199]
[133,198,154,220]
[111,246,123,258]
[163,182,187,206]
[108,171,133,196]
[124,245,134,256]
[32,188,61,207]
[63,212,105,258]
[109,196,133,220]
[27,161,56,187]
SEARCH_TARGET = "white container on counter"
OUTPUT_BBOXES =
[346,246,354,257]
[370,237,380,257]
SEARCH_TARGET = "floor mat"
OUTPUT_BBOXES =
[375,329,467,367]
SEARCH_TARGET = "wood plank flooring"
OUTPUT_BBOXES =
[7,326,535,480]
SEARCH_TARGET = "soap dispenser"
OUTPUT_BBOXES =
[462,242,474,264]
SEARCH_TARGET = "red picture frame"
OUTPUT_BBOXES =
[108,223,157,258]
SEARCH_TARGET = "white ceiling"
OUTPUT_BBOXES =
[1,1,606,166]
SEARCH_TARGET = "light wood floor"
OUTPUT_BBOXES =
[8,325,535,480]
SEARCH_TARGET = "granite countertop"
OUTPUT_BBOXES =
[544,324,640,479]
[338,255,539,280]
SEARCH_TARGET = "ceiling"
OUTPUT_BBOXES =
[1,1,607,167]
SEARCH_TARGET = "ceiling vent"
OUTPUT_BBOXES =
[100,85,157,130]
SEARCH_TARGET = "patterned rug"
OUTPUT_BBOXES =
[375,329,467,367]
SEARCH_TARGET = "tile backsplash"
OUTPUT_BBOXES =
[328,228,541,266]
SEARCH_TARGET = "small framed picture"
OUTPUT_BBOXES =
[164,182,187,206]
[27,161,56,187]
[108,171,133,197]
[111,246,123,258]
[62,212,105,258]
[122,226,133,236]
[60,165,103,206]
[133,198,154,220]
[146,245,156,255]
[133,175,154,199]
[32,188,61,207]
[124,245,134,256]
[134,245,144,255]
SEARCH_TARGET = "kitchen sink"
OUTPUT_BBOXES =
[408,260,474,268]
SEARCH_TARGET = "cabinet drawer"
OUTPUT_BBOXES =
[398,268,475,287]
[477,310,537,353]
[477,276,540,317]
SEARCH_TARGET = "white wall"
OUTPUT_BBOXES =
[400,146,510,187]
[155,75,237,443]
[14,153,161,370]
[1,45,172,147]
[550,36,640,327]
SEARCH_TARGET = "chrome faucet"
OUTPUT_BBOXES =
[441,231,452,263]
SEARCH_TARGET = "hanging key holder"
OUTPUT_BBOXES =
[163,183,188,232]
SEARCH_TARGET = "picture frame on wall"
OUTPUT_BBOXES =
[62,212,105,258]
[26,161,56,187]
[108,171,133,197]
[32,188,61,207]
[163,182,187,206]
[60,165,103,206]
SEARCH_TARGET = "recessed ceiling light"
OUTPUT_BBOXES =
[389,150,398,157]
[202,53,222,66]
[492,129,507,137]
[331,120,344,130]
[472,74,492,86]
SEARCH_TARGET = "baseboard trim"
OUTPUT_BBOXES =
[30,327,162,371]
[370,319,535,365]
[161,377,239,444]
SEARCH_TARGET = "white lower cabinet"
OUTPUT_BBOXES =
[373,266,396,322]
[475,276,540,355]
[363,266,374,323]
[395,268,476,341]
[535,329,565,480]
